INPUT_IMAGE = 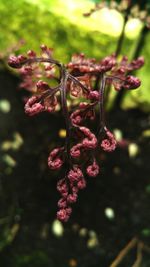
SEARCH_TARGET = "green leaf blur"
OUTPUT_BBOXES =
[0,0,150,109]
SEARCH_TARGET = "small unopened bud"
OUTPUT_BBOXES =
[86,160,99,177]
[36,80,50,91]
[88,91,100,101]
[124,76,141,90]
[40,44,48,51]
[27,50,36,57]
[8,55,26,68]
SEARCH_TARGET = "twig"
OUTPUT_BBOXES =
[131,242,143,267]
[110,237,138,267]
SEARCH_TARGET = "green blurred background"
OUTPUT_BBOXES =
[0,0,150,110]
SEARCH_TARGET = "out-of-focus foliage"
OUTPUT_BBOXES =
[0,0,116,61]
[0,0,150,110]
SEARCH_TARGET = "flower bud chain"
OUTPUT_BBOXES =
[8,47,144,221]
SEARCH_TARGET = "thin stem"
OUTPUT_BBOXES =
[106,75,125,82]
[25,57,72,158]
[110,237,138,267]
[99,73,106,132]
[60,66,71,163]
[131,242,143,267]
[40,88,59,108]
[21,57,62,68]
[68,74,89,93]
[40,85,60,100]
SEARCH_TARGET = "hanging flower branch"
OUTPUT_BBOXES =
[8,45,144,222]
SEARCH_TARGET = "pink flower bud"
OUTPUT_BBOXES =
[86,160,99,177]
[79,127,98,149]
[40,44,48,51]
[79,102,88,109]
[36,80,50,91]
[27,50,36,57]
[48,148,63,170]
[18,55,27,61]
[88,91,100,101]
[49,148,60,158]
[123,76,141,90]
[48,157,63,170]
[66,207,72,216]
[72,186,79,194]
[70,110,82,126]
[67,193,78,204]
[20,66,32,75]
[57,207,72,222]
[77,178,86,190]
[40,45,53,57]
[101,130,117,152]
[58,198,67,209]
[8,55,26,68]
[25,96,45,116]
[57,209,69,222]
[130,57,144,70]
[61,192,69,198]
[100,55,116,72]
[68,165,83,183]
[57,179,68,195]
[82,136,97,149]
[70,143,82,158]
[44,95,57,113]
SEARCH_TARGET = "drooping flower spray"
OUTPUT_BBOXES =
[8,45,144,221]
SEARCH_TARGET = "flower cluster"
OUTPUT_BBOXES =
[56,165,86,222]
[8,45,144,221]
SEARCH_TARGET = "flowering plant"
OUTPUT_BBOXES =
[8,45,144,221]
